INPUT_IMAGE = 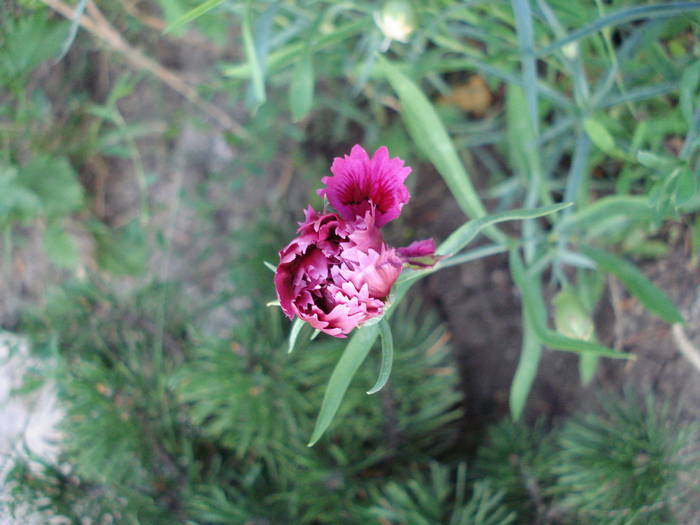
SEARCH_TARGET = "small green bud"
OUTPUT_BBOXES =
[553,287,595,341]
[374,0,416,43]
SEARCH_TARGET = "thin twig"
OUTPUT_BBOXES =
[671,323,700,373]
[40,0,250,140]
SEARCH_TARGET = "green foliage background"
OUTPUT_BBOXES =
[1,0,699,523]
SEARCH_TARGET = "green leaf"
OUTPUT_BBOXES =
[380,57,508,244]
[636,150,681,170]
[579,246,684,324]
[438,203,570,256]
[0,13,68,84]
[43,222,79,269]
[222,19,365,79]
[18,156,84,218]
[506,85,538,176]
[366,320,394,395]
[308,324,380,446]
[289,52,314,122]
[511,0,539,137]
[556,195,652,234]
[583,118,628,159]
[288,318,307,355]
[243,0,266,108]
[397,203,570,287]
[675,166,697,206]
[537,3,700,57]
[680,60,700,125]
[509,249,631,359]
[163,0,227,34]
[509,314,541,420]
[579,353,599,386]
[0,166,41,224]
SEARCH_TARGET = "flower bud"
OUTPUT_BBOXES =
[374,0,416,43]
[553,287,595,341]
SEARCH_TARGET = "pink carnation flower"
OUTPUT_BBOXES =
[275,208,402,337]
[275,145,436,337]
[318,145,411,228]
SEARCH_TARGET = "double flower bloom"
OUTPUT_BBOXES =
[275,145,437,338]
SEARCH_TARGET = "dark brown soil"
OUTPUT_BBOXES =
[408,164,700,453]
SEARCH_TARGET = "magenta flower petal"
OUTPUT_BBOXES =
[397,238,442,268]
[397,238,436,258]
[274,207,400,337]
[318,145,411,227]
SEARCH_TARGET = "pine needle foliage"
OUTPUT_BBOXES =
[474,418,557,520]
[366,462,515,525]
[552,392,699,524]
[6,268,465,523]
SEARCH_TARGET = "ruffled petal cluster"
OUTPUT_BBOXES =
[275,145,435,337]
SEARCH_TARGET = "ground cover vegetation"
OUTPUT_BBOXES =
[1,0,699,523]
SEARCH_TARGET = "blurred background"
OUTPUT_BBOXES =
[1,0,699,523]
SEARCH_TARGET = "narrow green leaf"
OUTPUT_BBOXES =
[288,318,307,354]
[556,195,652,234]
[163,0,227,34]
[438,203,570,256]
[506,85,536,176]
[308,325,380,446]
[511,0,539,137]
[380,57,508,244]
[308,204,565,444]
[56,0,88,61]
[367,320,394,395]
[537,2,700,57]
[222,19,365,79]
[579,246,685,324]
[680,60,700,125]
[636,150,680,170]
[509,249,631,358]
[263,260,276,272]
[289,53,314,121]
[579,353,598,386]
[509,313,541,420]
[243,0,265,107]
[396,204,569,287]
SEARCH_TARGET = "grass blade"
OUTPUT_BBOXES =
[579,246,685,324]
[164,0,227,34]
[366,320,394,395]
